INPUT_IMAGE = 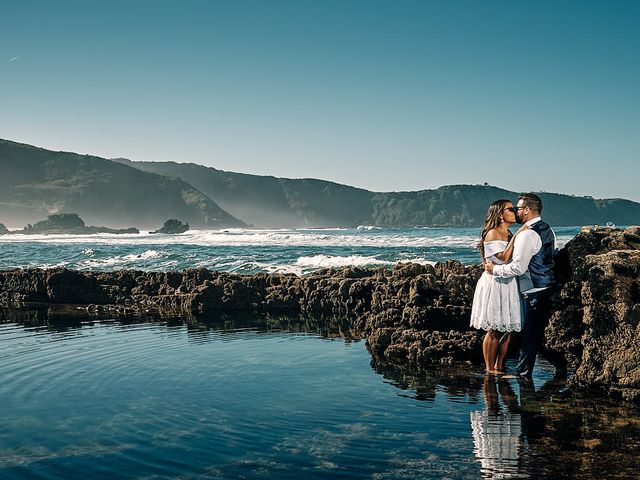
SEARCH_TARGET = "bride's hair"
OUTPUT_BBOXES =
[478,199,512,263]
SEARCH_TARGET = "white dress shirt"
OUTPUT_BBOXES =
[492,217,555,293]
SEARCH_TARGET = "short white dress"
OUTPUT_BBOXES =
[470,240,522,332]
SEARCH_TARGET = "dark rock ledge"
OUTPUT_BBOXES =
[1,227,640,403]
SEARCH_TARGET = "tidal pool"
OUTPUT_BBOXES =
[0,314,638,479]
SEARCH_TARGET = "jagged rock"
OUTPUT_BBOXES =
[367,328,482,366]
[47,269,111,304]
[567,250,640,401]
[0,268,49,303]
[393,262,434,278]
[554,226,640,283]
[0,223,8,235]
[543,227,640,402]
[151,219,189,234]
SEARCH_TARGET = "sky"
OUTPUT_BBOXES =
[1,0,639,200]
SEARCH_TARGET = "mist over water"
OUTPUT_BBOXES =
[0,227,580,273]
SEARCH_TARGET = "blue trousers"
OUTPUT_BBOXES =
[515,289,553,376]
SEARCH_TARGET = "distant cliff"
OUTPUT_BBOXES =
[122,160,640,227]
[0,139,246,229]
[115,159,373,228]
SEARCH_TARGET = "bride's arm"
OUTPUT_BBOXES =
[494,225,530,262]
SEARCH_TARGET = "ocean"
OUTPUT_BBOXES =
[0,226,581,272]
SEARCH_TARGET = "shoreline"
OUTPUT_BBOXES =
[1,226,639,403]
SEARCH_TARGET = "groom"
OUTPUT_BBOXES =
[485,193,556,376]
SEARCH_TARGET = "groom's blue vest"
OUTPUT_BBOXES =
[529,220,556,288]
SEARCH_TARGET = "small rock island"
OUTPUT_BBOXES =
[151,219,189,234]
[2,213,139,235]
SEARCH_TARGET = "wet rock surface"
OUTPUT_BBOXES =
[546,226,640,402]
[1,226,640,402]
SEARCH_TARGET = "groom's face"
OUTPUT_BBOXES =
[515,201,528,224]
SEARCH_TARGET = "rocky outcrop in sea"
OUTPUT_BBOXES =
[8,213,140,235]
[1,227,639,402]
[151,219,189,234]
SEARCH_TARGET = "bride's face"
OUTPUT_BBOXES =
[502,203,517,224]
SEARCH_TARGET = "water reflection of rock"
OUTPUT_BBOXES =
[369,352,483,402]
[516,380,640,478]
[369,358,640,479]
[182,313,364,343]
[0,304,95,327]
[0,306,363,343]
[474,373,640,479]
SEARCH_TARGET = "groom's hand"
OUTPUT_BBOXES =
[485,261,495,274]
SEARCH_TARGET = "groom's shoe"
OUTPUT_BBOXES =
[516,376,534,389]
[514,365,534,377]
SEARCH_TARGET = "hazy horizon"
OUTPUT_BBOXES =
[2,1,639,201]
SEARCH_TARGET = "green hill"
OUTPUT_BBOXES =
[121,160,640,227]
[3,138,638,229]
[0,139,246,229]
[114,159,373,228]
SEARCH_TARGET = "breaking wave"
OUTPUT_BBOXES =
[0,227,581,273]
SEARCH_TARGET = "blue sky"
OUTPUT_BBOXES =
[2,0,639,200]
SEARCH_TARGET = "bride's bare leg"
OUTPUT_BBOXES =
[483,330,499,373]
[494,333,511,374]
[482,332,491,372]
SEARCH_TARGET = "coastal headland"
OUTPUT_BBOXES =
[2,227,639,403]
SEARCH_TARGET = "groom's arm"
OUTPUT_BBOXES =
[490,230,540,278]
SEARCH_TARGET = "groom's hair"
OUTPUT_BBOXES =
[518,193,543,214]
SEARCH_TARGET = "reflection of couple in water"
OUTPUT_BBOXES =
[471,370,567,479]
[470,193,556,376]
[470,375,524,478]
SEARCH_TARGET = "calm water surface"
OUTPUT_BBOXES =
[1,315,639,479]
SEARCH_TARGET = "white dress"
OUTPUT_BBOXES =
[470,240,522,332]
